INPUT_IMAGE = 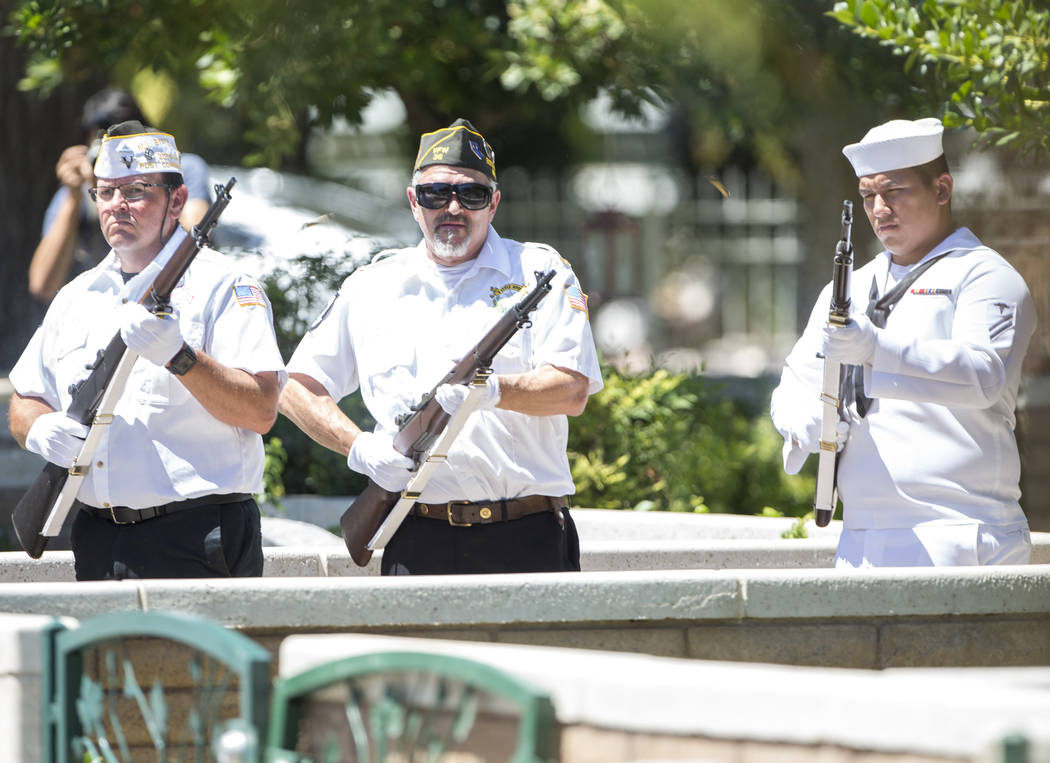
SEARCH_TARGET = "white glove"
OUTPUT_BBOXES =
[780,418,848,474]
[820,314,877,365]
[347,431,415,492]
[435,375,501,417]
[119,301,184,367]
[25,412,89,468]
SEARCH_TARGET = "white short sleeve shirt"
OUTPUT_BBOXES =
[10,228,287,509]
[288,226,603,502]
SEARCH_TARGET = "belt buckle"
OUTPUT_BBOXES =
[446,501,473,527]
[108,506,134,525]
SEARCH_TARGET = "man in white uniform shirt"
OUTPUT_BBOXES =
[9,121,285,580]
[771,117,1036,567]
[279,118,603,575]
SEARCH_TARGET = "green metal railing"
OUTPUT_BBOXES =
[266,650,558,763]
[41,611,271,763]
[40,612,559,762]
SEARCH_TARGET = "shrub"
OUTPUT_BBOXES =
[567,366,815,516]
[255,252,814,516]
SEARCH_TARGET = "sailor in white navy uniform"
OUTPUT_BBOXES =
[279,118,603,575]
[771,118,1036,567]
[9,121,285,580]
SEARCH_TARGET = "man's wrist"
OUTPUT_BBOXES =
[166,343,198,376]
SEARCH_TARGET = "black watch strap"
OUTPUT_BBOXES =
[167,343,198,376]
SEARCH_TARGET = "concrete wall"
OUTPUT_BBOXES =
[278,633,1050,763]
[1,565,1048,670]
[6,612,1047,763]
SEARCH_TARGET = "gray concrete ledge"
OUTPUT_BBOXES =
[278,632,1050,761]
[0,566,1047,671]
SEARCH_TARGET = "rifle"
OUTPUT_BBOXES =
[11,178,237,558]
[813,200,854,528]
[340,268,557,566]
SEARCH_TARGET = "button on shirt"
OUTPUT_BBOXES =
[288,226,603,503]
[10,227,287,509]
[771,228,1036,530]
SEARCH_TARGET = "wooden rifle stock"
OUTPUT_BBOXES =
[11,178,237,558]
[814,200,854,528]
[340,269,556,566]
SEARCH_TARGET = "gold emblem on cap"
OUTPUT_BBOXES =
[480,507,492,520]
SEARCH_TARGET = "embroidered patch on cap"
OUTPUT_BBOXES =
[94,130,181,179]
[565,283,588,314]
[232,283,266,307]
[910,288,952,296]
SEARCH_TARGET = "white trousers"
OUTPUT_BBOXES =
[834,524,1031,568]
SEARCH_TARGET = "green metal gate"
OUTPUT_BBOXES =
[41,610,271,763]
[266,650,558,763]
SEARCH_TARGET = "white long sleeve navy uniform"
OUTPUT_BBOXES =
[771,227,1035,566]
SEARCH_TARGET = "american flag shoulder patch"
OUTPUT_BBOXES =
[233,283,266,307]
[564,283,588,314]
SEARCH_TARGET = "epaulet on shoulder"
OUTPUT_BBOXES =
[357,247,404,271]
[524,241,573,271]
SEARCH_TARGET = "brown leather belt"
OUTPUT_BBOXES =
[410,495,565,526]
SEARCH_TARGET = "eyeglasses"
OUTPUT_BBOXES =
[89,182,169,203]
[414,183,493,211]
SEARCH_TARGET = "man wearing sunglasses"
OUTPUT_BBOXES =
[280,118,603,575]
[8,121,286,580]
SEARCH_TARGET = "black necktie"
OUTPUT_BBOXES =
[852,253,950,417]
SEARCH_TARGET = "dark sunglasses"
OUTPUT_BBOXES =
[414,182,493,211]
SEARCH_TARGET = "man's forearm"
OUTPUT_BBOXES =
[8,393,56,449]
[28,195,80,301]
[174,352,280,434]
[278,374,361,455]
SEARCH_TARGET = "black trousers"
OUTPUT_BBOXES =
[70,497,264,581]
[381,506,581,575]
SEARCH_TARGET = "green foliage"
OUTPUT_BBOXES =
[265,392,374,497]
[7,0,642,168]
[567,367,815,516]
[256,249,375,498]
[781,512,812,539]
[259,436,287,509]
[829,0,1050,157]
[6,0,921,184]
[258,251,362,361]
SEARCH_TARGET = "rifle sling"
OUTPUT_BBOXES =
[852,252,951,416]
